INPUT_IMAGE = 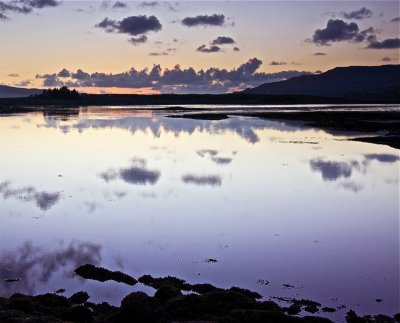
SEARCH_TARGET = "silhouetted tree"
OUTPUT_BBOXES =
[40,86,80,99]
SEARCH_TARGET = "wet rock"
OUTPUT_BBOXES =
[62,305,93,322]
[8,295,35,313]
[322,306,336,313]
[34,293,70,308]
[228,286,263,300]
[189,283,222,294]
[120,292,165,323]
[69,291,90,305]
[304,305,319,314]
[164,289,256,320]
[154,285,182,304]
[74,264,137,286]
[138,274,188,290]
[286,303,302,315]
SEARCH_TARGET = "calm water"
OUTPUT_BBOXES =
[0,106,398,321]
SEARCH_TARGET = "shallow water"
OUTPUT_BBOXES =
[0,106,398,320]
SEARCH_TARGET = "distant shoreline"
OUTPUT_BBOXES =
[1,93,400,109]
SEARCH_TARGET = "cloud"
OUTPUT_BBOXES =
[309,19,375,46]
[270,61,287,66]
[391,17,400,22]
[182,14,225,27]
[100,159,161,185]
[342,7,373,20]
[149,51,168,56]
[197,149,218,157]
[95,15,162,36]
[233,47,240,52]
[57,68,71,78]
[0,241,101,296]
[15,79,31,87]
[129,35,148,45]
[364,154,400,163]
[0,181,61,211]
[211,157,232,165]
[36,58,313,94]
[211,36,235,45]
[314,52,327,56]
[182,174,222,186]
[309,159,360,181]
[381,56,392,62]
[138,1,158,8]
[366,35,400,49]
[7,73,19,77]
[0,0,60,20]
[113,1,127,9]
[197,44,221,53]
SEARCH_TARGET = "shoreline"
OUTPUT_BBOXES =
[1,265,398,323]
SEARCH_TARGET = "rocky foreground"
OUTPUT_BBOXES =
[0,264,399,323]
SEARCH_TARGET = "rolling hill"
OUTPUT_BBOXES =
[0,85,42,98]
[243,65,400,101]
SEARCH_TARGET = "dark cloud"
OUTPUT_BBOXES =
[270,61,287,66]
[7,73,19,77]
[138,1,158,8]
[0,181,61,211]
[15,79,31,87]
[149,51,168,56]
[100,159,160,185]
[96,15,162,36]
[233,47,240,52]
[364,154,400,163]
[129,35,148,45]
[197,149,218,157]
[211,157,232,165]
[309,159,360,181]
[113,1,127,9]
[36,73,65,87]
[366,35,400,49]
[342,7,373,20]
[338,182,363,193]
[309,19,375,46]
[391,17,400,22]
[211,36,235,45]
[197,44,221,53]
[381,56,392,62]
[182,174,222,186]
[0,0,59,20]
[0,241,101,296]
[120,166,160,185]
[182,14,225,27]
[57,68,71,78]
[314,52,327,56]
[36,58,313,94]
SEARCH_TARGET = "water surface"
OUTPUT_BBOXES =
[0,106,398,320]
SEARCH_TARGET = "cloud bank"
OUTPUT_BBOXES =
[36,58,313,94]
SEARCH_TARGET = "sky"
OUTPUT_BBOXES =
[0,0,399,94]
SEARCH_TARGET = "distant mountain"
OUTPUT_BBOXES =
[0,85,41,98]
[243,65,400,101]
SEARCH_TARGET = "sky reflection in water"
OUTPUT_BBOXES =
[0,108,398,319]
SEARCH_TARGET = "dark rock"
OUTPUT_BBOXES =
[228,286,263,300]
[34,293,70,308]
[304,305,319,314]
[287,304,302,315]
[62,305,93,322]
[70,291,90,305]
[189,283,222,294]
[154,285,182,304]
[8,295,35,313]
[74,264,137,286]
[138,274,187,290]
[120,292,165,323]
[322,306,336,313]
